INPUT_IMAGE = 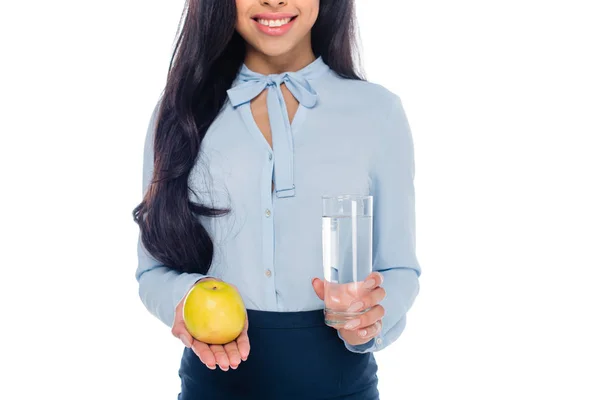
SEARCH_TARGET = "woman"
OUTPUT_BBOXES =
[133,0,421,398]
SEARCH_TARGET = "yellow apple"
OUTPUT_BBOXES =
[183,279,246,345]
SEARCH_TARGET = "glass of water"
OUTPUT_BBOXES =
[322,195,373,327]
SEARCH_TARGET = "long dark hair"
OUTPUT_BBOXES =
[133,0,363,275]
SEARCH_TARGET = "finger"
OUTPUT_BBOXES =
[347,287,386,313]
[343,272,384,297]
[356,320,383,340]
[224,342,242,369]
[236,317,250,361]
[210,345,230,371]
[363,271,384,290]
[171,303,187,339]
[312,277,325,300]
[172,318,195,350]
[343,304,385,330]
[192,341,217,370]
[176,331,193,349]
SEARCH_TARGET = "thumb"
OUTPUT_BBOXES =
[312,277,325,300]
[172,320,194,349]
[172,297,193,348]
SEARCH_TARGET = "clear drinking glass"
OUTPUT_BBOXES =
[322,195,373,327]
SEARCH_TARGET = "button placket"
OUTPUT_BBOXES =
[261,157,277,309]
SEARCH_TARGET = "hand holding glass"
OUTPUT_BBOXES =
[322,195,373,327]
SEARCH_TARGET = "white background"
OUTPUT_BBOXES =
[1,1,599,399]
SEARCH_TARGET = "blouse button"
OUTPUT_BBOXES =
[265,209,271,217]
[268,153,273,161]
[375,337,383,346]
[265,269,272,277]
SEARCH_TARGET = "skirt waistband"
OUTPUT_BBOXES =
[179,308,379,399]
[246,309,326,329]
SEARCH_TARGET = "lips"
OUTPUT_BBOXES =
[255,16,294,28]
[252,12,298,20]
[251,13,298,36]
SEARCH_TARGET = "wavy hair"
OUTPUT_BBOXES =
[133,0,363,274]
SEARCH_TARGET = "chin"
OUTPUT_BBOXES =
[252,41,297,58]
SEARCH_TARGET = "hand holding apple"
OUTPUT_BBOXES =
[171,278,250,371]
[184,279,247,344]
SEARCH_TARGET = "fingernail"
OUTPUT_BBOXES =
[219,365,229,371]
[344,319,360,330]
[364,279,376,289]
[348,301,364,313]
[359,329,367,337]
[207,365,216,370]
[179,335,192,348]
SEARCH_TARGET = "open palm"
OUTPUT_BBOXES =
[171,279,250,371]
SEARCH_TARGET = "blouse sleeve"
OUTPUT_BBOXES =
[339,94,422,353]
[134,100,215,328]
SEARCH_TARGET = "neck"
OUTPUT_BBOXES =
[244,41,316,75]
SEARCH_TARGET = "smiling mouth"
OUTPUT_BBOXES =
[252,16,298,28]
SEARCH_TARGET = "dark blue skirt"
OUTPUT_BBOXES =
[178,309,379,400]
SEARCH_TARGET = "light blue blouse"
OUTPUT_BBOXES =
[136,56,421,353]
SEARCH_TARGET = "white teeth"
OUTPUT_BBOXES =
[258,17,292,27]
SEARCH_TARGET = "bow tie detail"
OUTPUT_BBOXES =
[227,68,320,198]
[227,71,318,109]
